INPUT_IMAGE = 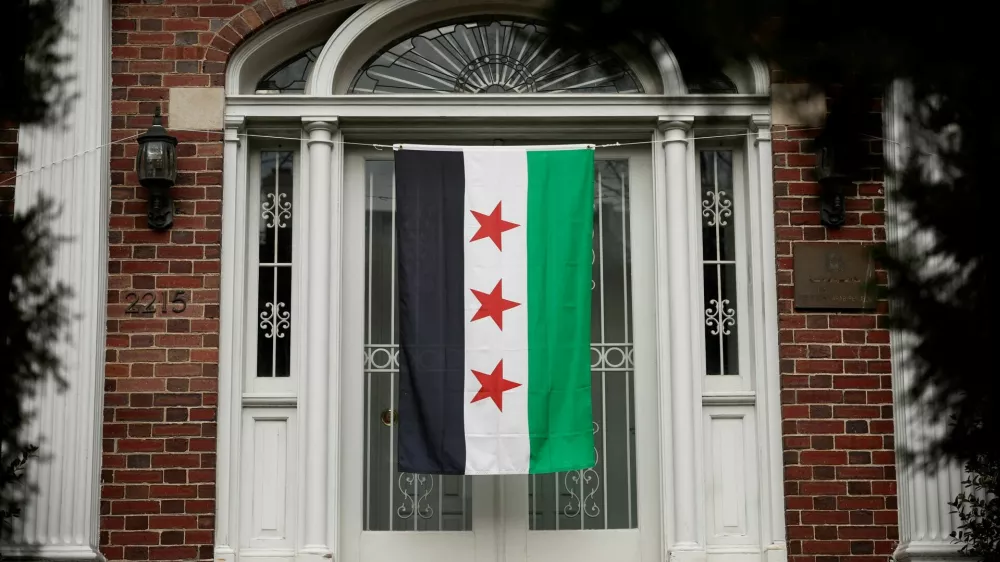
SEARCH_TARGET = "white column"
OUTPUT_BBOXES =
[1,1,110,560]
[883,81,963,562]
[300,119,336,561]
[659,116,704,561]
[214,116,247,562]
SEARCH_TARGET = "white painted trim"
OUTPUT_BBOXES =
[747,114,786,557]
[748,58,771,95]
[216,115,248,562]
[226,94,770,121]
[2,1,110,558]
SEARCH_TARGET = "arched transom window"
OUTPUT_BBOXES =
[348,19,643,94]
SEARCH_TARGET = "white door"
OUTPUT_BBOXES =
[341,143,659,562]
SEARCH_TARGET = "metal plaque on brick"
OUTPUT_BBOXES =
[793,243,876,310]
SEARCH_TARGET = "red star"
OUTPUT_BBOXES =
[470,202,520,250]
[470,360,521,411]
[470,280,520,330]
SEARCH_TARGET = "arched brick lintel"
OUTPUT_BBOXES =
[200,0,327,86]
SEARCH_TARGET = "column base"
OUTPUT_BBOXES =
[894,541,963,562]
[297,546,334,562]
[764,542,788,562]
[214,545,237,562]
[669,544,707,562]
[0,545,106,562]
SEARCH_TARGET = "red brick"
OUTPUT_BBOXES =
[148,546,198,560]
[109,531,158,546]
[110,500,160,515]
[146,515,193,530]
[799,450,848,465]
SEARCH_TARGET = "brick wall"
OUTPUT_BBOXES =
[101,1,320,560]
[772,118,899,562]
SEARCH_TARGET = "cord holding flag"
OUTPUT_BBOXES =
[393,144,596,475]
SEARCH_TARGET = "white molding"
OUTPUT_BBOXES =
[226,94,770,121]
[894,541,965,562]
[216,114,248,560]
[2,1,109,559]
[883,80,963,562]
[746,114,786,559]
[747,58,771,95]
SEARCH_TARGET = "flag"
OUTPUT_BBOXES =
[394,145,595,475]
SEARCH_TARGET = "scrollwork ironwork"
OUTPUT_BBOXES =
[562,421,601,519]
[702,189,733,227]
[705,298,736,336]
[397,472,434,520]
[261,192,292,229]
[259,301,290,339]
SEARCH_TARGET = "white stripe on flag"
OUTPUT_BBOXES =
[462,148,531,474]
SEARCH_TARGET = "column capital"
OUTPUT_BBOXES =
[303,117,340,134]
[657,116,694,133]
[749,114,771,144]
[223,116,244,144]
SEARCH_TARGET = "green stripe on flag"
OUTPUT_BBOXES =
[526,149,595,474]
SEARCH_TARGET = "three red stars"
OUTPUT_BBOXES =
[470,360,521,411]
[470,202,519,250]
[468,201,522,411]
[470,280,520,330]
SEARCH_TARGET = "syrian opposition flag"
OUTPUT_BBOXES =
[393,145,595,475]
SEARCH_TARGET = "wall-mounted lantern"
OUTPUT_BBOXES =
[136,106,178,231]
[815,146,848,228]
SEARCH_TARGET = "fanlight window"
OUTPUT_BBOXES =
[257,46,323,94]
[348,19,644,94]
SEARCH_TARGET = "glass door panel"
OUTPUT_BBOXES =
[362,160,472,532]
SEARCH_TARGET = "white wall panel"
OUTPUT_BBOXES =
[240,409,298,552]
[704,407,759,546]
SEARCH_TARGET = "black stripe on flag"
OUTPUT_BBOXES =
[394,149,467,474]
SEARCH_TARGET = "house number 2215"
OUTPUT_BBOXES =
[124,290,188,315]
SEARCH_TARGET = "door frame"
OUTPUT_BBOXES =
[216,106,784,562]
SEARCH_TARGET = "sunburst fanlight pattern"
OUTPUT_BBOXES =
[349,19,644,94]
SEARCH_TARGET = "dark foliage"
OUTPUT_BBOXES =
[547,0,992,554]
[0,0,70,127]
[547,0,992,467]
[0,446,37,539]
[0,202,70,542]
[950,453,1000,562]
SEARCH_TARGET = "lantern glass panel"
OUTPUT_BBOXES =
[137,140,177,183]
